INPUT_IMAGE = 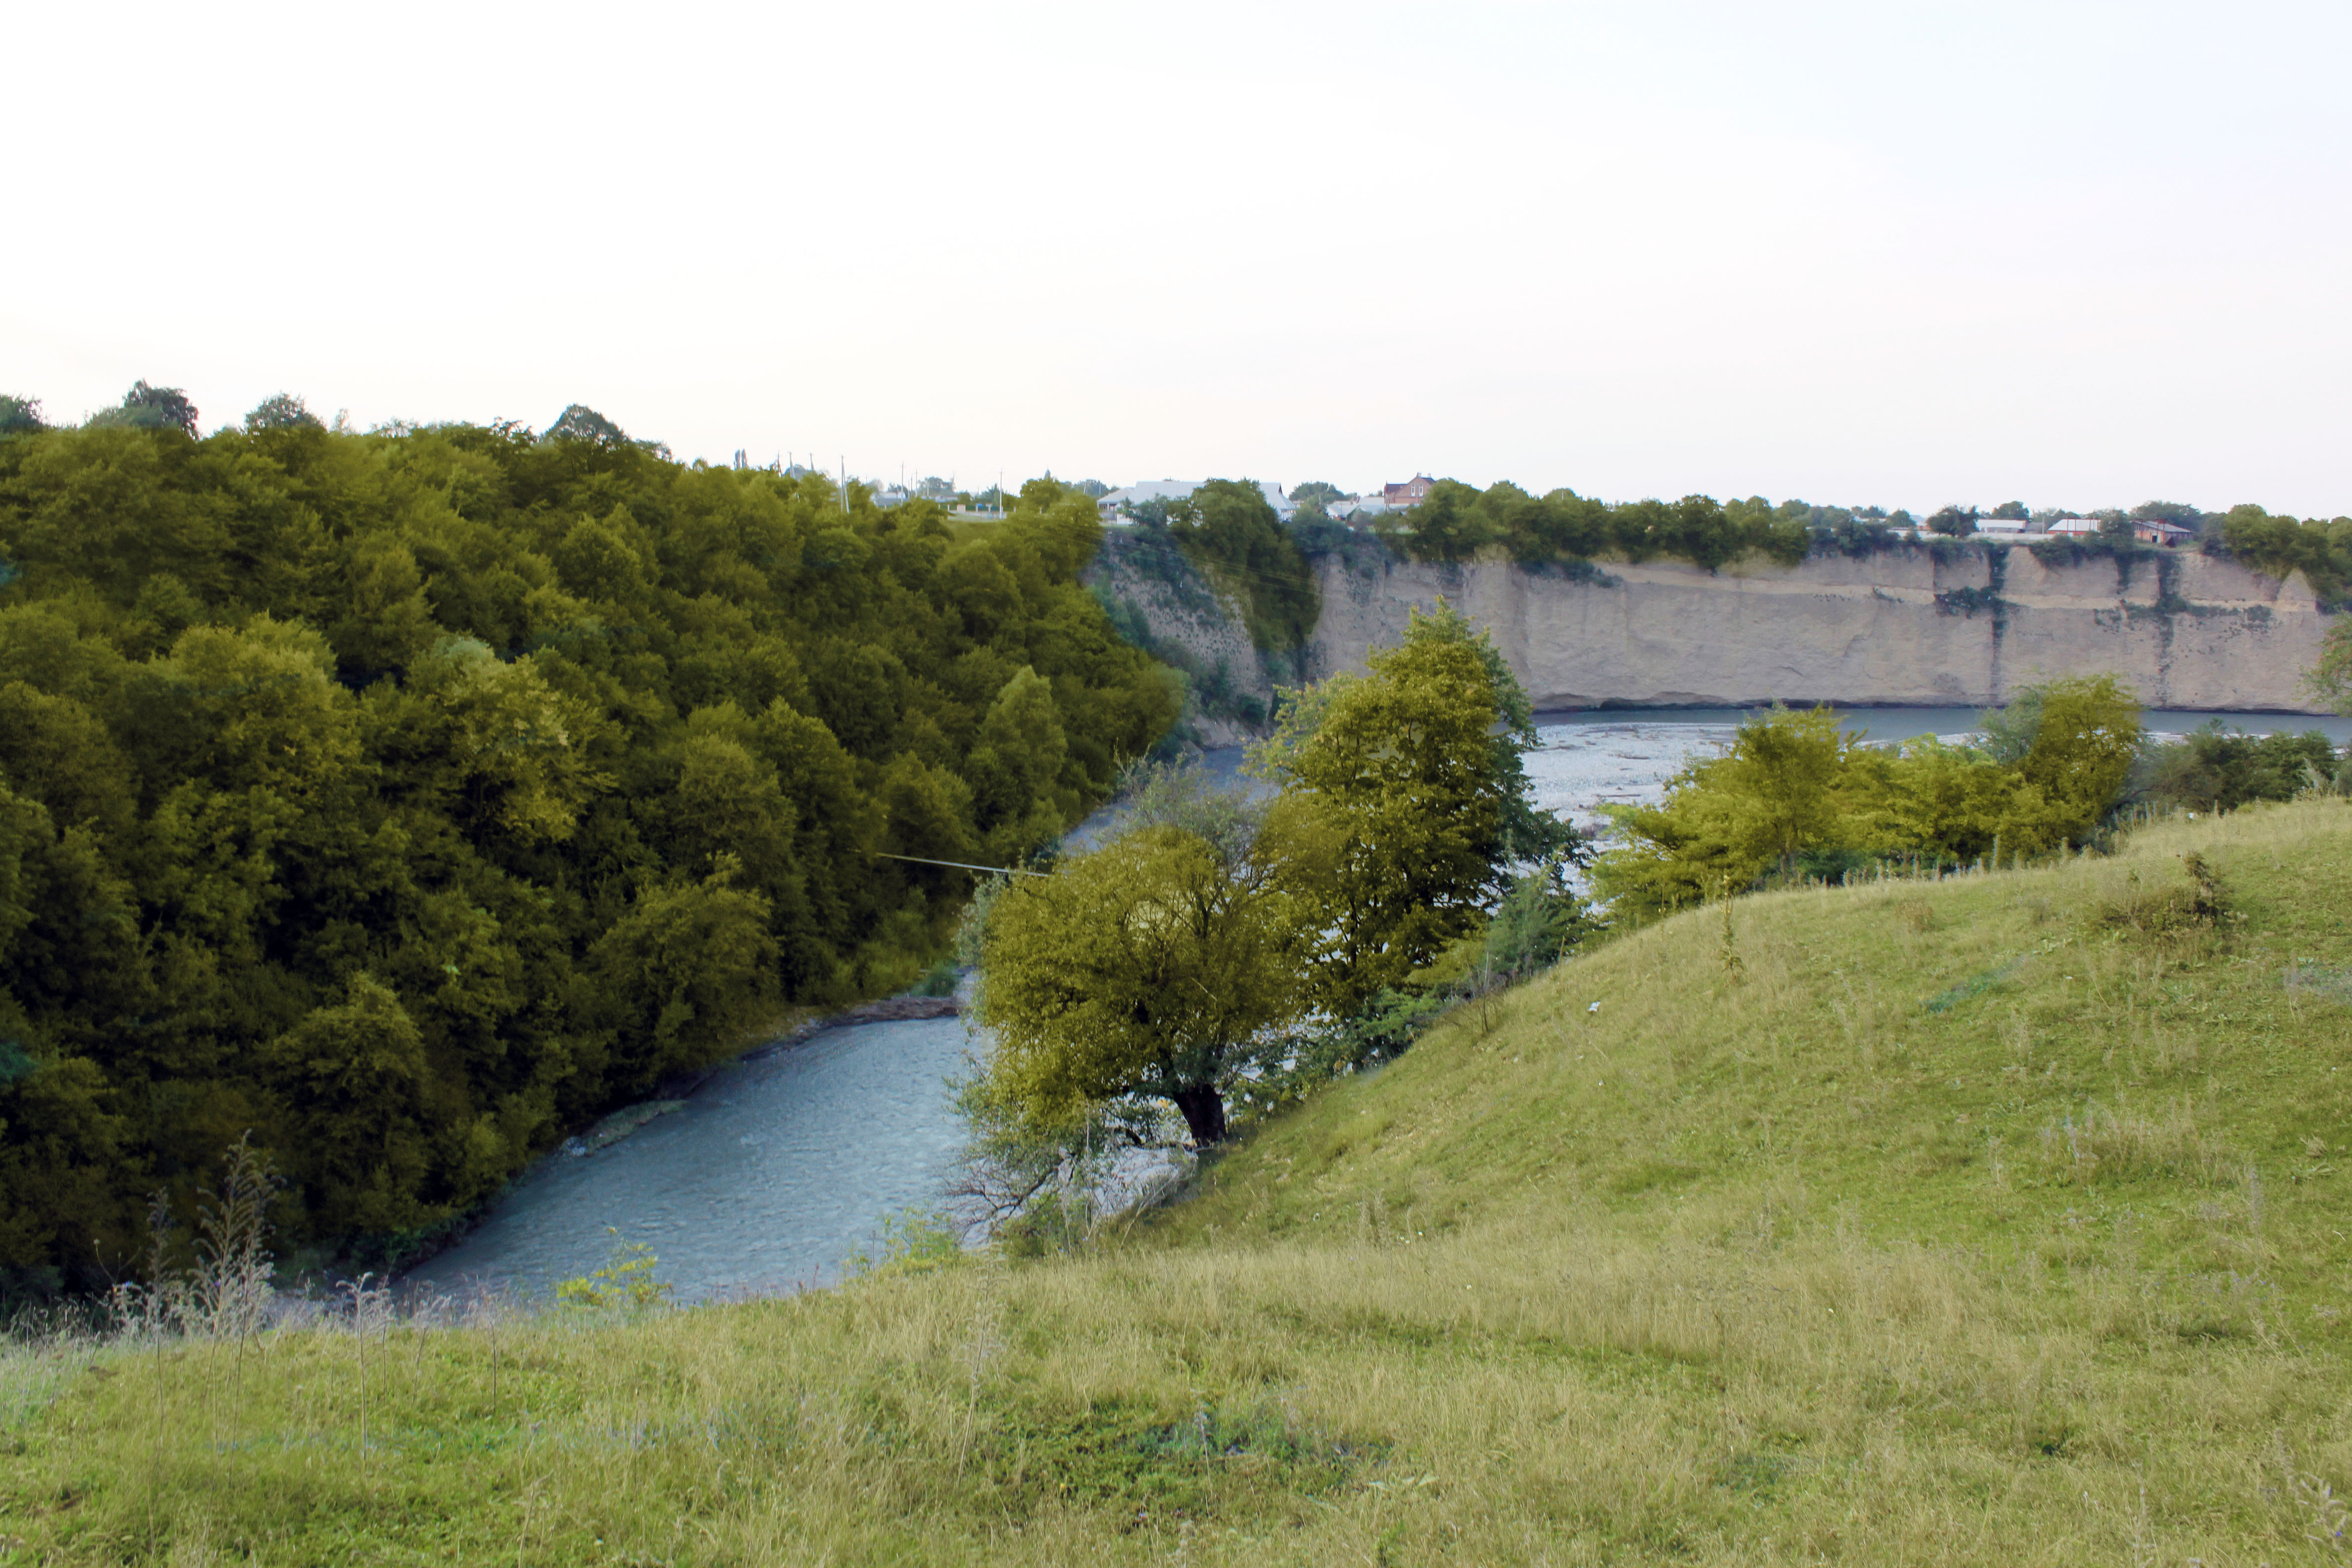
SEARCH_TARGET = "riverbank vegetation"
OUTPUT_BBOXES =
[964,603,1583,1161]
[0,404,1176,1282]
[7,801,2350,1563]
[1594,684,2350,921]
[1593,678,2144,918]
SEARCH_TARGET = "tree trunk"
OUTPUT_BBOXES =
[1171,1084,1227,1147]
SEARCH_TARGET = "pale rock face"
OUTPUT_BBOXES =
[1089,540,2338,725]
[1310,545,2332,713]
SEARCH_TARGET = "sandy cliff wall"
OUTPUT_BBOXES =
[1307,543,2334,713]
[1087,536,2336,724]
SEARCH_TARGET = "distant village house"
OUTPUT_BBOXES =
[1383,475,1436,508]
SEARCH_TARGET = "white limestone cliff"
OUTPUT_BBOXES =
[1090,539,2337,726]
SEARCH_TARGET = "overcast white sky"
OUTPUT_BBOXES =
[8,1,2350,515]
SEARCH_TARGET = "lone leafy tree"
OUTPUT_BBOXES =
[92,380,199,437]
[970,767,1308,1148]
[244,392,323,432]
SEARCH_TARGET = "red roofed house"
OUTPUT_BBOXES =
[1383,474,1436,508]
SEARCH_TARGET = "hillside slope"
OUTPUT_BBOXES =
[6,804,2351,1564]
[1161,798,2352,1268]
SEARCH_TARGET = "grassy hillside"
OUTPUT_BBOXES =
[5,802,2351,1564]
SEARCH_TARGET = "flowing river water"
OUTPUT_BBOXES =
[401,705,2351,1303]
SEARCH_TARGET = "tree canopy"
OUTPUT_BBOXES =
[0,416,1176,1281]
[970,768,1309,1149]
[2216,504,2352,603]
[82,381,200,438]
[967,601,1578,1155]
[244,393,323,433]
[1250,602,1568,1012]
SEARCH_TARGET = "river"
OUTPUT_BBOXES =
[401,705,2348,1303]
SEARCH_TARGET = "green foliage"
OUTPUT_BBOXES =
[243,393,322,433]
[2006,674,2144,830]
[82,379,199,437]
[541,401,667,459]
[2139,723,2341,813]
[964,606,1571,1167]
[1475,854,1606,985]
[1382,480,1813,572]
[2312,617,2352,715]
[1286,480,1348,517]
[909,960,960,997]
[845,1206,963,1279]
[972,775,1310,1147]
[2130,498,2204,528]
[554,1228,673,1309]
[1594,706,1860,915]
[2216,503,2352,602]
[1168,478,1320,649]
[0,420,1176,1276]
[1595,680,2147,919]
[0,396,44,437]
[1252,602,1570,1012]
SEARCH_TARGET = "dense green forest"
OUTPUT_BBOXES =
[0,405,1176,1283]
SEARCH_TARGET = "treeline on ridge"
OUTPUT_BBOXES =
[1376,478,2352,601]
[0,400,1177,1284]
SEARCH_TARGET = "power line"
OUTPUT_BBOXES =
[874,852,1049,878]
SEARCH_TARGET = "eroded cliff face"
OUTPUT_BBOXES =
[1086,536,2337,727]
[1083,534,1290,745]
[1308,544,2333,713]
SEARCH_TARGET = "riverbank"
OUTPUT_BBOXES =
[650,993,963,1104]
[396,1003,976,1302]
[378,994,969,1292]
